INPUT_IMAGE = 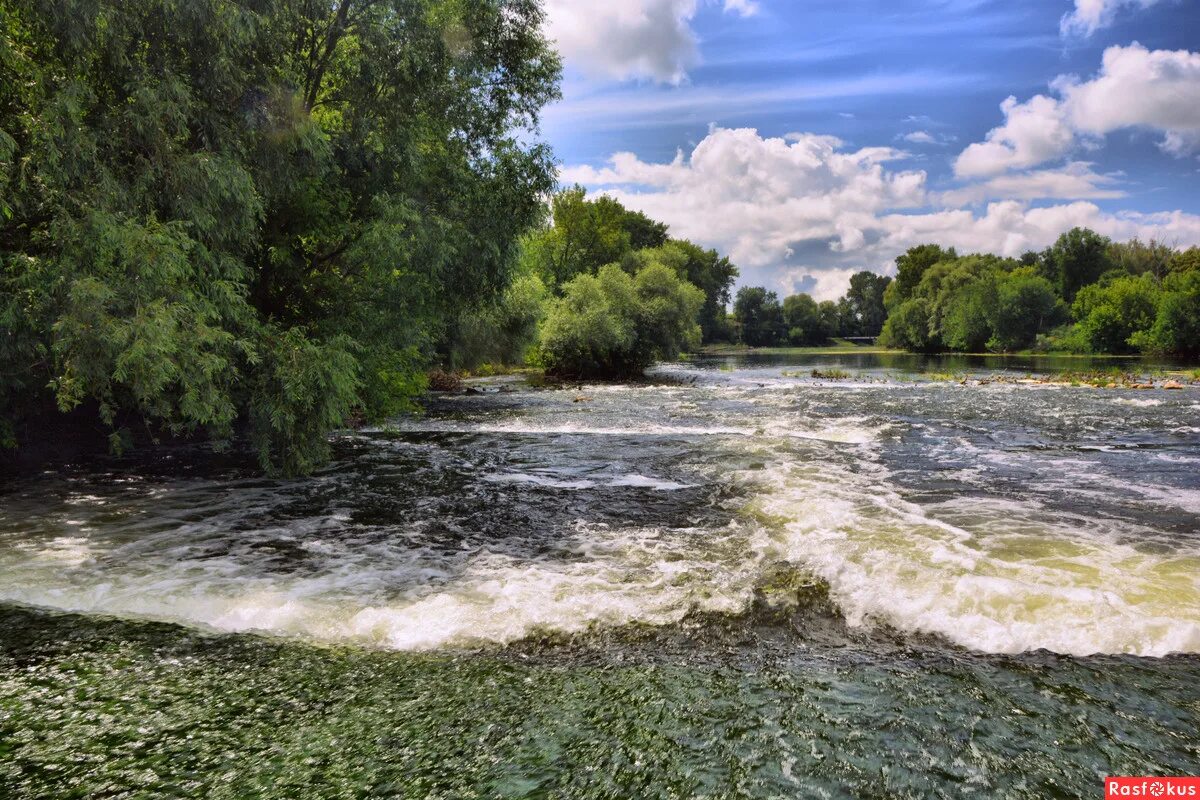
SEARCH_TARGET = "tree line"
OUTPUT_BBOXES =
[877,231,1199,357]
[724,230,1199,357]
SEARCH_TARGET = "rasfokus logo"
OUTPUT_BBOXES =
[1106,778,1200,797]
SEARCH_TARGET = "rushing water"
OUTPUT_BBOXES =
[1,353,1198,797]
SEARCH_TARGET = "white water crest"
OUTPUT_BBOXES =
[745,444,1200,657]
[1,364,1198,657]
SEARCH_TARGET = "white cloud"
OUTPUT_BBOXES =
[955,44,1200,177]
[561,128,927,274]
[903,131,938,144]
[543,0,757,84]
[1060,0,1165,37]
[901,130,957,146]
[722,0,759,16]
[1056,44,1200,150]
[954,95,1075,177]
[940,162,1125,205]
[543,0,700,83]
[563,127,1200,297]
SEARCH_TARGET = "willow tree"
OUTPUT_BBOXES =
[0,0,560,471]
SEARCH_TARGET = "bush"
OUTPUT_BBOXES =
[537,263,703,378]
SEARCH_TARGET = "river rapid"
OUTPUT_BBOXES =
[1,352,1198,797]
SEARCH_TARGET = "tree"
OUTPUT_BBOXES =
[1046,228,1113,301]
[879,298,936,352]
[1108,238,1174,280]
[1072,273,1160,354]
[527,187,632,287]
[649,240,737,343]
[0,0,561,473]
[536,263,703,378]
[1132,270,1200,356]
[891,244,955,305]
[733,287,784,346]
[782,293,832,345]
[842,271,891,336]
[987,272,1058,352]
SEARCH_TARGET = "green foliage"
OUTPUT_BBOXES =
[1072,273,1160,354]
[1132,270,1200,357]
[537,263,703,379]
[782,293,832,346]
[0,0,561,473]
[520,187,737,343]
[1046,227,1113,301]
[446,273,549,370]
[733,287,784,346]
[841,271,891,336]
[987,271,1058,352]
[891,244,955,306]
[1108,238,1174,280]
[879,298,936,352]
[625,240,737,342]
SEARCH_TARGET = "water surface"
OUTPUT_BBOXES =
[1,353,1198,797]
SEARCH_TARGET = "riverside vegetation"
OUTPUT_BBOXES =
[2,0,1200,476]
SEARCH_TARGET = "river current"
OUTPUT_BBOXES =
[1,352,1197,797]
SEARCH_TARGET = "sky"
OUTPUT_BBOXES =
[537,0,1200,300]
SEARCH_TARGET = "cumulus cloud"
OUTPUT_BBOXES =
[543,0,700,83]
[956,44,1200,177]
[954,95,1076,177]
[543,0,757,83]
[560,128,927,273]
[1060,0,1165,37]
[563,127,1200,297]
[1056,44,1200,150]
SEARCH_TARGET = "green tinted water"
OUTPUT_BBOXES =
[1,353,1198,797]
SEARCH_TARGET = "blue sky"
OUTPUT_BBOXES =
[537,0,1200,297]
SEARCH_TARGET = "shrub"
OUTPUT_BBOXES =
[537,263,703,378]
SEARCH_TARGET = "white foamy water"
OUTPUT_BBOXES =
[0,518,769,650]
[748,452,1200,657]
[1,366,1198,657]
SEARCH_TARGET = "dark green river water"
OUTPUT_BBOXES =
[1,353,1198,798]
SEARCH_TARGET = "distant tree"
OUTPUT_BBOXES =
[1072,273,1160,353]
[624,240,738,343]
[733,287,784,346]
[879,298,936,352]
[1132,270,1200,357]
[621,209,671,251]
[1108,238,1174,280]
[891,244,956,305]
[939,277,997,353]
[527,187,631,287]
[1169,247,1200,274]
[818,301,842,340]
[1046,228,1113,301]
[987,272,1058,352]
[782,293,832,345]
[842,271,891,336]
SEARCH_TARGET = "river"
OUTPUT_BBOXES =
[1,352,1198,797]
